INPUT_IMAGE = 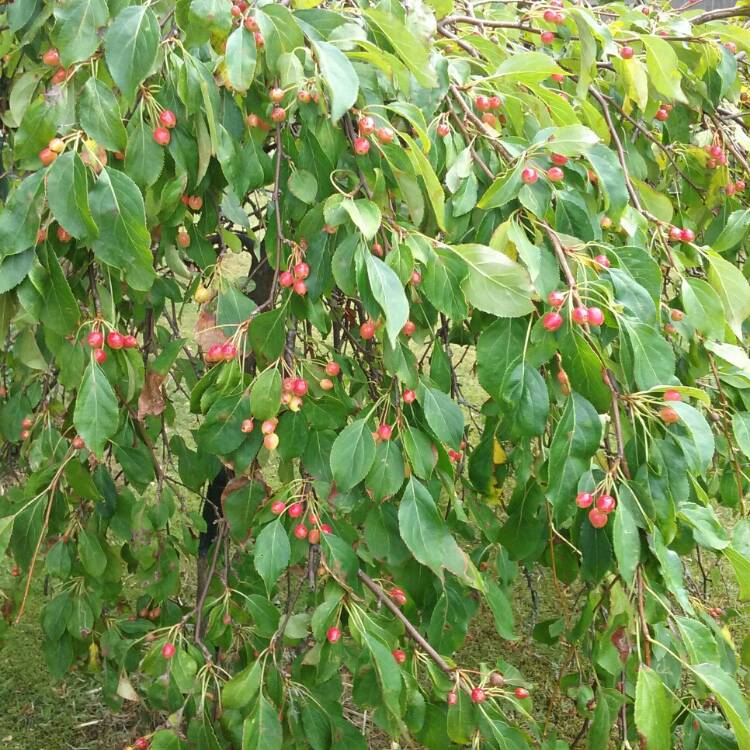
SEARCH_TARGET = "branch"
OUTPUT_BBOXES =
[693,6,750,24]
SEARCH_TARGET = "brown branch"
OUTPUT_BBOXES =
[636,566,651,666]
[194,523,226,660]
[693,6,750,24]
[709,111,750,177]
[449,84,512,161]
[447,110,494,179]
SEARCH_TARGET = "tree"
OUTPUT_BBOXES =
[2,0,750,746]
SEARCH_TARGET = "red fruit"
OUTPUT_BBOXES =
[679,228,695,242]
[271,500,285,515]
[572,307,589,325]
[402,320,416,336]
[221,342,238,361]
[543,9,558,22]
[177,231,190,248]
[42,48,60,66]
[389,587,407,606]
[288,502,303,518]
[188,195,203,211]
[72,436,85,450]
[726,183,737,197]
[725,41,738,54]
[87,330,104,348]
[540,31,555,44]
[241,418,255,433]
[153,127,171,145]
[261,419,278,435]
[54,226,71,243]
[360,321,376,340]
[263,432,278,450]
[373,126,394,145]
[664,389,681,402]
[576,492,594,509]
[20,429,30,440]
[280,270,294,288]
[587,307,605,326]
[106,331,124,350]
[596,494,617,513]
[296,90,311,106]
[231,4,241,16]
[161,642,176,659]
[668,226,683,241]
[293,262,309,279]
[710,145,723,158]
[308,528,320,544]
[594,254,610,269]
[403,389,416,404]
[588,508,608,529]
[134,738,150,750]
[326,626,341,643]
[206,344,223,363]
[447,691,458,705]
[21,417,33,429]
[371,242,383,257]
[547,166,564,183]
[94,348,107,364]
[655,108,669,122]
[475,95,491,112]
[123,335,139,352]
[254,31,264,48]
[293,523,308,540]
[736,180,746,192]
[470,687,486,703]
[437,122,451,137]
[39,148,57,166]
[269,87,284,103]
[353,137,370,155]
[641,5,651,14]
[246,113,260,128]
[159,109,177,129]
[550,72,564,82]
[411,270,422,285]
[377,424,393,441]
[271,107,286,123]
[488,95,501,110]
[37,228,48,243]
[292,379,308,396]
[392,649,407,664]
[293,279,307,296]
[51,68,67,85]
[547,290,565,307]
[551,153,568,166]
[358,116,376,135]
[514,687,530,699]
[542,312,563,332]
[325,361,341,377]
[521,167,539,184]
[660,406,679,424]
[621,46,634,59]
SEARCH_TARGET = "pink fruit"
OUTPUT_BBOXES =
[87,330,104,348]
[588,508,608,529]
[326,626,341,643]
[403,389,416,404]
[547,167,564,182]
[542,312,563,332]
[664,389,681,402]
[596,494,617,513]
[572,307,589,325]
[471,687,486,703]
[161,642,176,659]
[353,137,370,155]
[159,109,177,129]
[587,307,605,326]
[547,290,565,307]
[271,500,285,515]
[576,492,594,509]
[325,361,341,377]
[377,424,393,441]
[621,46,634,59]
[521,167,539,184]
[107,331,124,350]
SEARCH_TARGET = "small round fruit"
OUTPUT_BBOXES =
[153,127,171,145]
[271,500,286,515]
[261,419,277,435]
[371,241,383,257]
[56,226,71,242]
[664,389,681,402]
[547,166,564,182]
[411,270,422,285]
[600,216,613,229]
[655,108,669,122]
[271,107,286,123]
[134,739,150,750]
[288,502,303,518]
[660,406,679,424]
[588,508,608,529]
[246,113,260,128]
[20,429,30,440]
[353,137,370,155]
[269,87,285,103]
[470,687,486,703]
[437,122,451,137]
[576,491,594,509]
[177,231,191,248]
[37,228,48,243]
[188,195,203,211]
[621,46,635,59]
[540,31,555,44]
[241,418,255,433]
[736,180,746,191]
[726,183,737,197]
[87,330,104,349]
[587,307,605,326]
[206,344,223,363]
[162,642,176,659]
[293,279,307,296]
[51,68,67,85]
[264,432,280,451]
[292,379,308,396]
[294,262,310,279]
[594,254,610,269]
[725,41,738,54]
[325,361,341,377]
[514,687,530,699]
[124,335,138,350]
[319,378,334,391]
[48,137,65,154]
[21,417,33,429]
[447,691,458,705]
[475,95,491,112]
[707,158,718,169]
[550,72,564,82]
[360,321,376,340]
[39,148,57,166]
[94,349,107,364]
[547,290,565,307]
[392,649,407,664]
[403,389,416,404]
[521,167,539,184]
[680,228,695,242]
[551,153,568,166]
[107,331,124,350]
[596,494,617,513]
[377,424,393,441]
[320,523,332,534]
[280,270,294,288]
[254,31,264,48]
[543,311,563,332]
[358,116,376,135]
[402,320,416,336]
[293,523,308,539]
[389,587,407,606]
[42,48,60,66]
[572,307,589,325]
[297,89,311,103]
[326,626,341,643]
[221,342,238,361]
[159,109,177,129]
[72,436,85,450]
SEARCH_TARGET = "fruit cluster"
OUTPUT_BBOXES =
[86,328,138,364]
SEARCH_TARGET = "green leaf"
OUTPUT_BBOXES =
[288,169,317,204]
[548,394,602,520]
[0,516,14,560]
[417,383,464,449]
[733,412,750,459]
[0,171,45,259]
[104,5,160,102]
[403,133,446,230]
[89,168,155,291]
[342,199,381,240]
[450,244,535,317]
[38,245,80,335]
[643,36,686,103]
[421,247,468,320]
[494,51,561,83]
[365,253,408,346]
[250,368,282,421]
[242,695,283,750]
[78,529,107,577]
[587,143,628,219]
[484,579,516,640]
[225,26,257,93]
[73,362,119,458]
[706,251,750,339]
[248,309,286,362]
[52,0,108,66]
[79,77,127,152]
[254,520,291,591]
[674,616,720,665]
[311,40,359,122]
[0,250,34,294]
[365,439,405,501]
[622,320,675,390]
[692,664,750,750]
[533,125,600,156]
[329,418,376,492]
[398,478,475,584]
[222,660,262,710]
[713,209,750,253]
[669,403,715,474]
[612,499,639,583]
[47,152,98,241]
[125,119,165,190]
[682,278,725,340]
